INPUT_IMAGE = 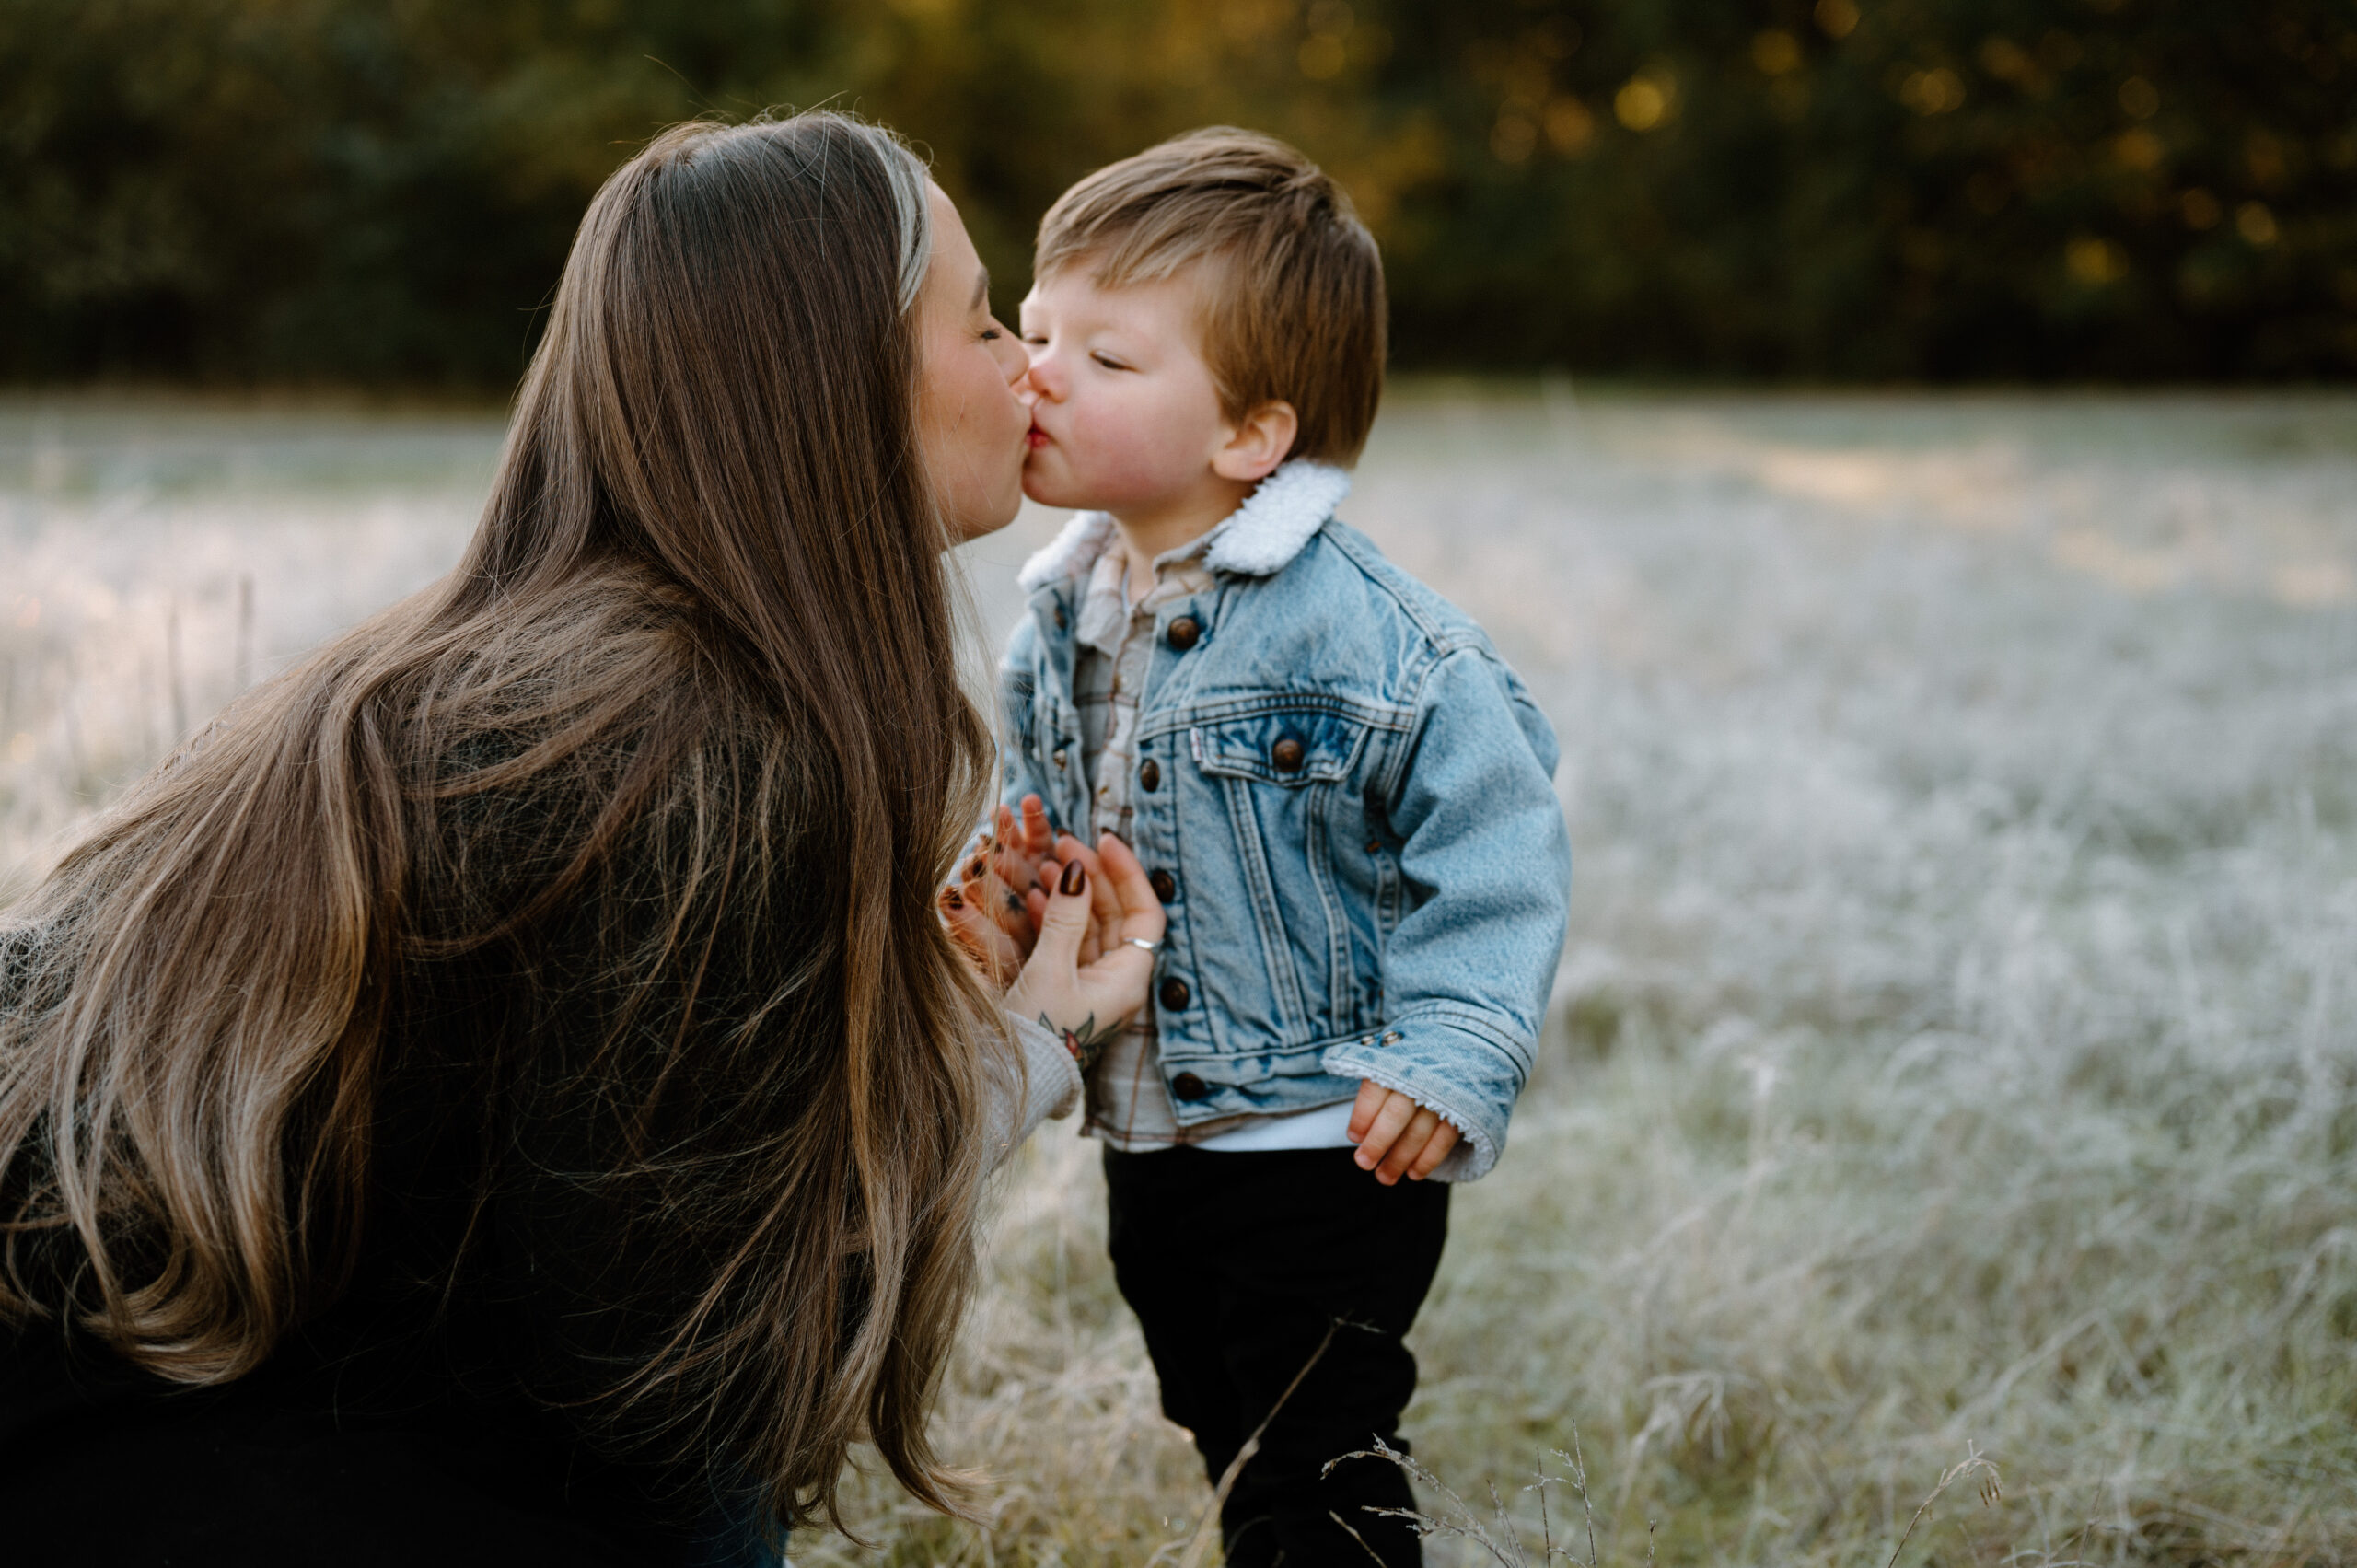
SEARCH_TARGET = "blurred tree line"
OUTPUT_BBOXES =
[2,0,2350,385]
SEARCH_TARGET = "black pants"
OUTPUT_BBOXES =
[1103,1145,1450,1568]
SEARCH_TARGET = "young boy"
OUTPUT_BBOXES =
[984,129,1571,1567]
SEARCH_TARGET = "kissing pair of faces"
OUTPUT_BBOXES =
[912,185,1296,551]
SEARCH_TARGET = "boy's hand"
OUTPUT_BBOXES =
[940,881,1024,988]
[989,795,1057,912]
[944,796,1057,980]
[1348,1082,1460,1185]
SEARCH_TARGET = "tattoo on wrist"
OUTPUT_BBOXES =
[1041,1012,1123,1074]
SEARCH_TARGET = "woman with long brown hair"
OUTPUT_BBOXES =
[0,111,1159,1565]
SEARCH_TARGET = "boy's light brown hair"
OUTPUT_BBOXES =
[1035,127,1386,465]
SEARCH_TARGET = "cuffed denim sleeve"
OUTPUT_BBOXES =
[993,622,1067,819]
[1319,647,1571,1180]
[964,625,1059,868]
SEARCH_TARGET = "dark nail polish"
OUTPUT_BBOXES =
[1060,859,1086,896]
[943,889,963,909]
[969,857,985,878]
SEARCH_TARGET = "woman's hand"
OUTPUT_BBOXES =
[1003,832,1165,1074]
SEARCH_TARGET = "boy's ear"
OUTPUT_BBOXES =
[1212,401,1300,483]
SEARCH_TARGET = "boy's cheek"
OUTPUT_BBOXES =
[1062,411,1179,489]
[1021,424,1105,504]
[1029,398,1199,509]
[1021,448,1088,508]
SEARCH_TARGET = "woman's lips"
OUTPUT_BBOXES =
[1026,425,1051,449]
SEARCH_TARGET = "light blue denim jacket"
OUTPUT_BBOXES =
[995,462,1571,1180]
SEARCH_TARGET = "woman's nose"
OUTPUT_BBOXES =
[988,327,1028,381]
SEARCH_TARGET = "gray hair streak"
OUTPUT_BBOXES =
[860,122,935,316]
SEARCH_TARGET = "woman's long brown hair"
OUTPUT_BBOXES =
[0,112,1005,1532]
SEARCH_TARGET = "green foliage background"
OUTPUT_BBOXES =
[3,0,2351,384]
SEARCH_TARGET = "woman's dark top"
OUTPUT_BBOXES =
[0,699,836,1566]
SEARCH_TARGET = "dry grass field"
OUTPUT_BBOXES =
[3,389,2352,1565]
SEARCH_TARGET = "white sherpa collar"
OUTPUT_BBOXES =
[1015,460,1352,593]
[1015,511,1115,594]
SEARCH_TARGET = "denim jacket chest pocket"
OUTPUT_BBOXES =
[1178,708,1394,1050]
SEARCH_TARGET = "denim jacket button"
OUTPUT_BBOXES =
[1052,748,1068,770]
[1149,868,1177,903]
[1139,758,1162,792]
[1171,1072,1208,1100]
[1165,616,1201,652]
[1271,737,1306,772]
[1158,976,1190,1011]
